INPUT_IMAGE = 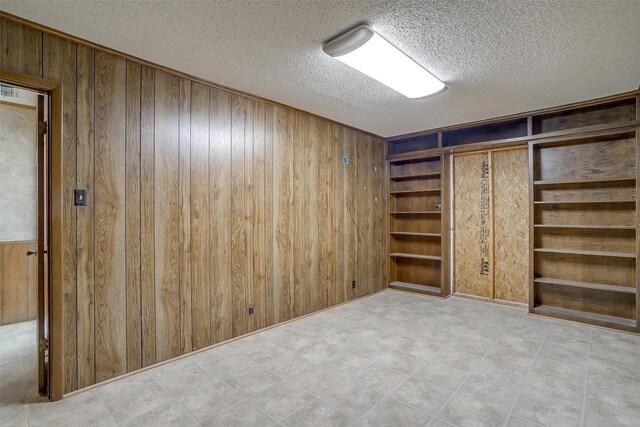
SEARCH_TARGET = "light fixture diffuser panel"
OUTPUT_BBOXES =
[324,26,445,99]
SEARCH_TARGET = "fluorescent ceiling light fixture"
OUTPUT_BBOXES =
[323,26,446,99]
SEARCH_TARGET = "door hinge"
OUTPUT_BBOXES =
[39,337,49,352]
[38,120,48,135]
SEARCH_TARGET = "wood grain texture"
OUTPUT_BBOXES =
[125,61,142,372]
[493,149,529,303]
[210,87,232,344]
[153,70,181,362]
[94,51,127,382]
[231,94,247,337]
[0,17,42,76]
[454,152,493,298]
[272,106,294,322]
[75,44,95,388]
[43,32,78,392]
[1,17,388,393]
[178,78,192,354]
[189,82,210,350]
[0,242,36,325]
[140,65,156,367]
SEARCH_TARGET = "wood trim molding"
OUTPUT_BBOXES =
[388,89,640,141]
[0,99,36,110]
[0,11,383,140]
[0,68,64,401]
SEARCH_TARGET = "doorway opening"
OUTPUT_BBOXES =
[0,75,59,402]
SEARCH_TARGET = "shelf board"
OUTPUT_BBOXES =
[534,248,636,258]
[390,211,442,215]
[390,232,441,237]
[390,172,441,180]
[532,305,636,330]
[389,281,441,296]
[534,200,635,205]
[534,224,635,230]
[534,277,636,294]
[533,177,635,186]
[390,188,441,195]
[390,253,441,261]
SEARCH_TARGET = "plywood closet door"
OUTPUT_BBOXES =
[453,149,530,303]
[493,149,529,303]
[454,152,493,298]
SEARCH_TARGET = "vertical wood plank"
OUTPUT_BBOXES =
[292,112,306,316]
[263,103,274,327]
[304,115,318,314]
[343,127,358,301]
[272,106,294,323]
[153,70,181,362]
[316,119,330,310]
[125,60,142,372]
[249,100,266,332]
[140,65,156,366]
[43,33,77,393]
[0,17,42,76]
[244,98,255,329]
[178,78,192,354]
[210,87,233,344]
[189,82,210,350]
[231,94,247,337]
[94,51,127,382]
[329,125,345,305]
[76,44,95,388]
[371,135,385,292]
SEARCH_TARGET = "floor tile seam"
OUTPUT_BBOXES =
[422,323,494,423]
[505,323,552,426]
[198,398,277,426]
[103,377,176,425]
[443,326,520,419]
[146,370,201,426]
[347,394,434,427]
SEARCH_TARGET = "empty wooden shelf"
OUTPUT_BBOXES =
[534,247,635,258]
[390,172,441,180]
[532,305,636,330]
[390,232,441,237]
[529,128,639,332]
[534,277,636,294]
[390,211,442,215]
[534,224,635,230]
[534,176,635,186]
[389,154,449,296]
[534,200,635,205]
[389,281,441,296]
[390,188,441,195]
[390,253,441,261]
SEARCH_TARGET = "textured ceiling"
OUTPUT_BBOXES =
[3,0,640,137]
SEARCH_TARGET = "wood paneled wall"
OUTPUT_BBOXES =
[0,241,37,325]
[0,16,388,393]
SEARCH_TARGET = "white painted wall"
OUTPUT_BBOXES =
[0,100,38,242]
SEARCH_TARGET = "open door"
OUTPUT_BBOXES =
[2,68,64,401]
[36,93,50,397]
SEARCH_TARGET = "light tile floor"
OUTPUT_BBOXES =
[1,290,639,426]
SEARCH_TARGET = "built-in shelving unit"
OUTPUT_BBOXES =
[386,90,639,332]
[530,129,639,332]
[388,154,449,297]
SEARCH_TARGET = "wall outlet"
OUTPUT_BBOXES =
[352,280,356,289]
[248,305,254,316]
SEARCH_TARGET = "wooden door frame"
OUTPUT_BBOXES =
[0,69,64,401]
